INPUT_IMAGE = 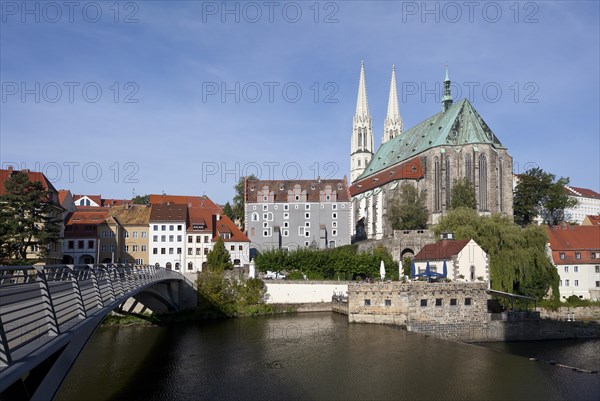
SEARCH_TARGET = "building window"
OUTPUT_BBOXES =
[332,221,338,228]
[479,154,488,211]
[596,281,600,288]
[498,158,504,212]
[252,212,259,221]
[284,213,289,220]
[188,248,193,255]
[305,231,310,237]
[559,253,565,260]
[565,279,570,286]
[124,245,129,252]
[575,252,581,259]
[169,235,174,242]
[204,236,209,243]
[263,204,268,210]
[445,157,451,207]
[299,227,305,236]
[434,156,441,212]
[142,232,147,238]
[465,298,472,306]
[364,299,371,306]
[332,230,337,236]
[188,262,193,271]
[283,230,289,237]
[305,222,310,228]
[263,229,272,237]
[124,231,129,238]
[564,266,569,273]
[169,248,174,255]
[177,225,182,231]
[169,225,174,231]
[161,225,166,231]
[153,235,158,242]
[230,245,235,251]
[328,240,336,248]
[142,245,146,252]
[332,204,337,210]
[574,266,579,273]
[133,245,138,252]
[153,225,158,231]
[305,212,310,219]
[177,248,182,254]
[305,204,310,210]
[435,298,443,307]
[78,240,84,249]
[68,241,74,249]
[574,280,579,287]
[284,204,289,211]
[161,248,166,254]
[450,298,457,306]
[177,235,182,242]
[592,253,596,259]
[465,154,472,182]
[132,231,138,238]
[263,222,268,228]
[188,236,193,243]
[153,248,158,254]
[304,241,310,246]
[420,299,427,307]
[385,299,391,306]
[284,221,289,228]
[595,266,600,273]
[332,213,337,219]
[161,235,166,242]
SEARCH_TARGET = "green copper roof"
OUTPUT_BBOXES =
[356,99,505,181]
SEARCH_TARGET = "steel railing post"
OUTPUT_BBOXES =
[67,266,86,320]
[35,266,60,337]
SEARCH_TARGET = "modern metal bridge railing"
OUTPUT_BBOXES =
[0,264,179,369]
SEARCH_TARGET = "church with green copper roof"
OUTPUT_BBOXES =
[349,65,513,241]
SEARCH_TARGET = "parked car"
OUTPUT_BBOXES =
[264,271,286,280]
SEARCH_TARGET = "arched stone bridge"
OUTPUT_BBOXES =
[0,264,197,401]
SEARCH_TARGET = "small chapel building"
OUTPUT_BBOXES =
[349,64,514,240]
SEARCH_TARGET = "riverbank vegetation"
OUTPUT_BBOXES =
[434,207,560,303]
[255,244,398,281]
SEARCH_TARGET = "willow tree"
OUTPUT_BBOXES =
[434,208,559,301]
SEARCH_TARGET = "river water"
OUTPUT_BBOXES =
[57,312,599,401]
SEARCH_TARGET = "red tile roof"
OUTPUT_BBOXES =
[583,215,600,226]
[101,198,129,207]
[547,225,600,264]
[349,157,424,196]
[150,204,188,222]
[564,186,600,199]
[0,168,57,195]
[58,190,71,205]
[149,194,220,209]
[414,239,471,261]
[64,208,109,238]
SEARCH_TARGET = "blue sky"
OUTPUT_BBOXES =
[1,1,599,203]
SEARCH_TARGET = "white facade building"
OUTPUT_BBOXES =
[149,204,187,270]
[563,186,600,225]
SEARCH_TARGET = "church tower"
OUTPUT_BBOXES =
[442,66,453,112]
[382,65,403,143]
[350,61,374,182]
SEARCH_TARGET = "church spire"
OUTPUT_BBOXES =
[355,60,369,117]
[350,61,374,182]
[442,65,453,112]
[382,65,403,143]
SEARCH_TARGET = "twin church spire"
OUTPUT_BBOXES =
[350,63,453,182]
[350,62,403,182]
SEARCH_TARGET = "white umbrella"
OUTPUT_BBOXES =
[249,258,256,279]
[380,260,386,281]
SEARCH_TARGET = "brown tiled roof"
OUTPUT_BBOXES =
[245,178,350,203]
[0,168,57,195]
[109,204,151,225]
[58,190,71,205]
[187,205,249,242]
[150,204,188,222]
[349,157,424,196]
[64,208,109,238]
[102,198,129,207]
[564,186,600,199]
[583,215,600,226]
[414,239,471,261]
[547,225,600,264]
[149,194,220,209]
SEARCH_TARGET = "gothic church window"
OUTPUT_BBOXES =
[499,158,504,212]
[465,154,472,181]
[479,154,488,211]
[434,157,441,212]
[445,157,451,207]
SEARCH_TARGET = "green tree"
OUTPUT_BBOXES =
[387,182,428,230]
[450,177,476,210]
[434,207,559,301]
[0,171,61,262]
[132,194,149,205]
[514,168,577,226]
[222,201,234,220]
[206,237,233,272]
[402,256,412,277]
[232,175,257,231]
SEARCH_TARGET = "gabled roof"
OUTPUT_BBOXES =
[73,194,102,206]
[149,194,220,210]
[245,179,350,203]
[356,98,505,181]
[64,208,109,238]
[583,215,600,226]
[0,168,57,195]
[547,225,600,264]
[187,205,249,242]
[108,204,152,225]
[150,204,188,222]
[564,186,600,199]
[102,198,129,207]
[414,239,471,261]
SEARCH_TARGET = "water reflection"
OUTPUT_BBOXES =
[57,313,600,401]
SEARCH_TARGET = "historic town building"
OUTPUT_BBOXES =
[349,65,514,240]
[547,224,600,300]
[563,186,600,225]
[244,178,352,255]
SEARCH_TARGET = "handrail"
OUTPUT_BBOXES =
[0,264,184,370]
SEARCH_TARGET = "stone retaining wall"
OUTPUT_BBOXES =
[536,306,600,320]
